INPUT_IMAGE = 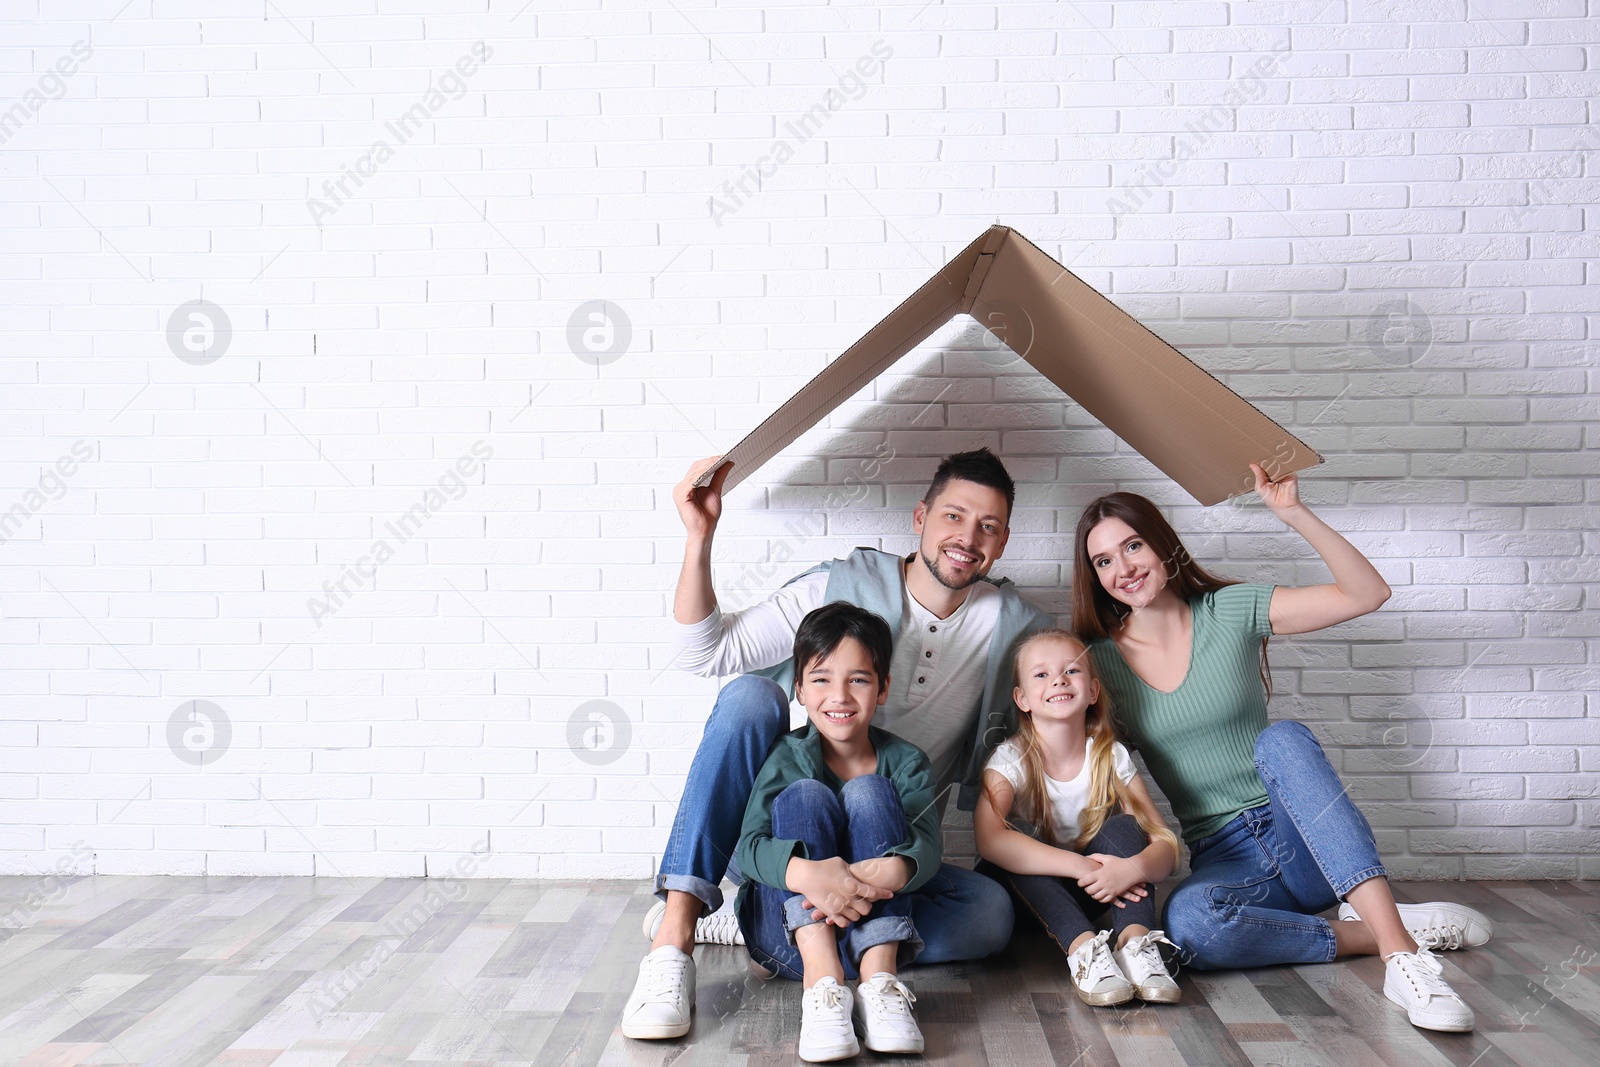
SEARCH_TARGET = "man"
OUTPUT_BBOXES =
[622,448,1055,1040]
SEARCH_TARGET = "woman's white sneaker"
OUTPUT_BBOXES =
[1383,947,1475,1032]
[852,972,924,1053]
[798,977,859,1062]
[1113,930,1181,1004]
[620,945,695,1040]
[1068,930,1134,1006]
[1337,900,1492,951]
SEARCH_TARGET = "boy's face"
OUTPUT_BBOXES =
[795,636,887,746]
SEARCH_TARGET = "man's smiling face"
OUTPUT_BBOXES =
[912,478,1011,591]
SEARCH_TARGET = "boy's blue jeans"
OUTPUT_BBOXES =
[1163,720,1389,969]
[740,776,923,980]
[654,675,1013,965]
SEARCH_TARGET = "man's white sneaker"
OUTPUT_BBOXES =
[1112,930,1181,1004]
[1068,929,1134,1006]
[642,896,745,946]
[852,971,924,1054]
[1336,900,1493,951]
[620,946,695,1040]
[1383,947,1475,1032]
[798,976,859,1062]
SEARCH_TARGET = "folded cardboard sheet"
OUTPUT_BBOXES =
[696,225,1321,506]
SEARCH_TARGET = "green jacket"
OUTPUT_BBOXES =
[736,724,942,902]
[748,547,1056,811]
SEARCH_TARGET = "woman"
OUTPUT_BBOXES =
[1072,464,1492,1034]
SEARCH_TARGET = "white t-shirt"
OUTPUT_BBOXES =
[672,562,1002,798]
[984,736,1136,847]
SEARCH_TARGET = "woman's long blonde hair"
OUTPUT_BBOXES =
[992,629,1179,854]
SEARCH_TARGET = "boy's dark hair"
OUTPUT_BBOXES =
[792,601,894,696]
[922,447,1015,521]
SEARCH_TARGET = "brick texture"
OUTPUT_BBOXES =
[0,2,1595,879]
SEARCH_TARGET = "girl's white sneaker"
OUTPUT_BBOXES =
[1068,930,1134,1006]
[1112,930,1181,1004]
[1383,947,1475,1032]
[852,972,924,1053]
[798,976,859,1062]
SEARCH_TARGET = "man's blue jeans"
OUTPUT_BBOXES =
[1163,720,1389,969]
[655,674,1013,965]
[741,776,923,980]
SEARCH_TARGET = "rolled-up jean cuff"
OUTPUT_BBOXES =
[782,892,823,942]
[1331,864,1389,901]
[656,873,720,915]
[851,914,923,968]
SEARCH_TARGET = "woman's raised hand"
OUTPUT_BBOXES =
[1250,461,1302,518]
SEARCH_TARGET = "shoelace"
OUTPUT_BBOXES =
[861,975,917,1020]
[807,981,848,1014]
[1390,948,1460,1000]
[698,909,742,944]
[1414,923,1466,951]
[1126,931,1178,972]
[1074,931,1119,984]
[639,957,687,1003]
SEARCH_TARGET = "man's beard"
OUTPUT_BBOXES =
[919,543,984,591]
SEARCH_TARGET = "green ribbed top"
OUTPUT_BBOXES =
[1089,583,1276,843]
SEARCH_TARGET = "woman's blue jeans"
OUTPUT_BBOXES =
[740,776,923,980]
[1163,720,1389,970]
[654,674,1013,965]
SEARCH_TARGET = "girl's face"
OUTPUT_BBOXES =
[1012,635,1100,722]
[795,636,887,745]
[1086,515,1169,610]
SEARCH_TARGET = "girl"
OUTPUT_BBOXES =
[974,628,1182,1006]
[1073,465,1492,1033]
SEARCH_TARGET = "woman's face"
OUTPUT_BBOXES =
[1086,515,1169,610]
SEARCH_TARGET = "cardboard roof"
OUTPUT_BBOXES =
[696,225,1321,506]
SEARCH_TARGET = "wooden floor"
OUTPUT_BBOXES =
[0,875,1596,1066]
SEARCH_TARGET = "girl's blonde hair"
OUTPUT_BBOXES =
[992,628,1179,854]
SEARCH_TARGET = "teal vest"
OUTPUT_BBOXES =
[749,547,1055,811]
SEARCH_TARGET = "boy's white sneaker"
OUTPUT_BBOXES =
[1336,900,1492,951]
[1068,929,1134,1006]
[852,971,924,1053]
[642,896,745,946]
[1383,947,1475,1032]
[620,945,695,1040]
[1112,930,1181,1004]
[798,976,859,1062]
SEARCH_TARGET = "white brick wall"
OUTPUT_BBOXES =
[1,1,1596,880]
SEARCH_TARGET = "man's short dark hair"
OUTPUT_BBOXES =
[922,447,1015,520]
[792,601,894,696]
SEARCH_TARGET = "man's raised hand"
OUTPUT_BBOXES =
[674,456,731,542]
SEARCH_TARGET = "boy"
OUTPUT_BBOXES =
[736,602,940,1062]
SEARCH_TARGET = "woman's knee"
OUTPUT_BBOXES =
[1162,882,1247,971]
[1253,719,1319,768]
